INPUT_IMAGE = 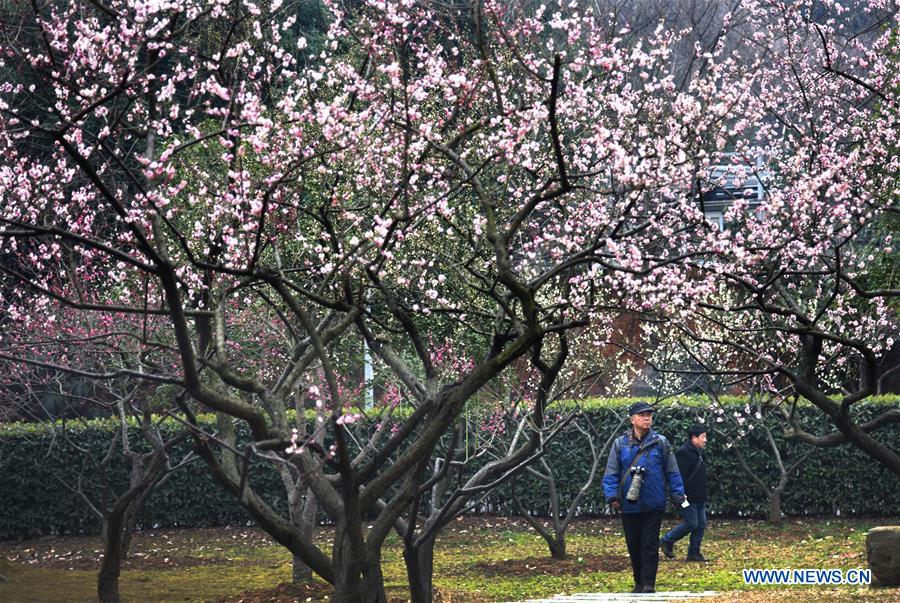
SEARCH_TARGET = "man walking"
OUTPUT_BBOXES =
[603,402,686,594]
[661,424,709,562]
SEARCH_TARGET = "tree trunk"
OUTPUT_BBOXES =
[120,477,158,560]
[97,512,124,603]
[97,450,169,603]
[332,523,387,603]
[404,533,437,603]
[331,560,386,603]
[549,532,567,560]
[291,489,318,583]
[120,516,136,561]
[768,488,784,524]
[530,522,568,560]
[292,554,312,582]
[834,413,900,478]
[795,373,900,478]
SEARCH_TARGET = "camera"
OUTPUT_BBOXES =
[625,466,646,503]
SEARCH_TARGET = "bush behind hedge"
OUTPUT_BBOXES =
[0,397,897,539]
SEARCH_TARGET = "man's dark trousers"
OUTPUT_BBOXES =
[621,510,664,588]
[662,501,707,556]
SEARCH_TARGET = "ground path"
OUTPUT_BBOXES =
[514,591,719,602]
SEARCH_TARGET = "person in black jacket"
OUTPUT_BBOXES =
[660,424,709,562]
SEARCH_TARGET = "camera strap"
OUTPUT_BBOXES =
[686,453,703,484]
[618,437,660,493]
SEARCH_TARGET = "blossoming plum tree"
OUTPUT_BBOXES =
[0,309,194,603]
[641,0,900,476]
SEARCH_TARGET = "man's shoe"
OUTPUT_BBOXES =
[660,538,675,559]
[641,584,656,593]
[631,583,643,593]
[686,552,709,562]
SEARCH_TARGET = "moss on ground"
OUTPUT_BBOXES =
[0,518,898,602]
[0,558,299,602]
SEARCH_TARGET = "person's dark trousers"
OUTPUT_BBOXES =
[621,510,664,588]
[662,502,707,556]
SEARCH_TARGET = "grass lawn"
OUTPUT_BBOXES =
[0,516,897,602]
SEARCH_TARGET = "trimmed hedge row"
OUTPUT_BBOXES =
[0,397,897,539]
[495,399,900,519]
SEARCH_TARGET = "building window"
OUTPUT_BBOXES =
[705,211,724,230]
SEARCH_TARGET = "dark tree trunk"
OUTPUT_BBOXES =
[331,560,386,602]
[120,518,136,561]
[793,351,900,478]
[404,533,437,603]
[97,512,124,603]
[332,522,387,603]
[532,527,568,560]
[549,532,567,560]
[96,446,171,603]
[833,413,900,478]
[291,489,319,583]
[768,488,784,524]
[293,554,313,582]
[119,475,159,560]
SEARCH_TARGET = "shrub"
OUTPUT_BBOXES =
[0,397,897,539]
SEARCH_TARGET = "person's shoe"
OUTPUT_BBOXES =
[686,552,709,562]
[641,584,656,593]
[631,583,643,593]
[660,538,675,559]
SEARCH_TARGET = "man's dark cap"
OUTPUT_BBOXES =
[628,401,654,415]
[688,424,707,438]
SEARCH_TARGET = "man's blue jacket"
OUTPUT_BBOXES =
[602,429,686,513]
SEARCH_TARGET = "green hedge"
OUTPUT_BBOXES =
[0,397,897,540]
[496,398,900,519]
[0,416,266,539]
